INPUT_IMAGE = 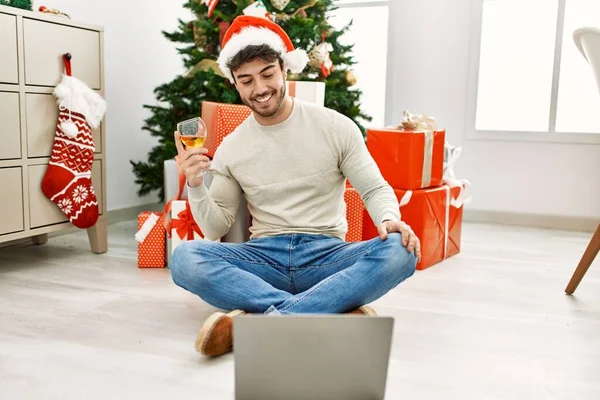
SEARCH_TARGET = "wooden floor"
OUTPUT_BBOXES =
[0,220,599,399]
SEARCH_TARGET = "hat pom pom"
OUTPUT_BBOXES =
[283,49,309,74]
[61,120,79,138]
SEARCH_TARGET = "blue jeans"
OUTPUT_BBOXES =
[169,232,416,315]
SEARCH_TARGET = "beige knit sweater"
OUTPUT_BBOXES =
[187,99,400,241]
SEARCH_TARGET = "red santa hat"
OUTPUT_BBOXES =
[217,15,309,83]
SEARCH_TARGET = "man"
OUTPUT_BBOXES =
[170,15,420,357]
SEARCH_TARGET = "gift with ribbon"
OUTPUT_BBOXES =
[201,101,252,159]
[362,183,468,270]
[163,156,209,262]
[367,110,445,190]
[170,200,206,255]
[136,211,166,268]
[286,81,325,106]
[164,158,188,202]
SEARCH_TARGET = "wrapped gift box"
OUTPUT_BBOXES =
[164,156,248,254]
[362,184,464,270]
[201,101,252,159]
[170,200,206,257]
[366,128,445,190]
[344,184,365,242]
[164,158,188,201]
[136,211,166,268]
[286,81,325,106]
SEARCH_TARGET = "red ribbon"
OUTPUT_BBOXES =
[163,154,187,238]
[171,201,202,240]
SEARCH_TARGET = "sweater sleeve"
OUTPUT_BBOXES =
[187,140,243,241]
[337,114,401,225]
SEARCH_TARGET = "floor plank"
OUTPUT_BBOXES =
[0,221,599,399]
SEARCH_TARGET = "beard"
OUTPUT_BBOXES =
[242,80,287,118]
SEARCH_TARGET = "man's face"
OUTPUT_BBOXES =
[233,58,286,118]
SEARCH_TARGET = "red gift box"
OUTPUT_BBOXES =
[362,184,465,270]
[344,185,365,242]
[201,101,252,159]
[366,128,445,190]
[136,211,166,268]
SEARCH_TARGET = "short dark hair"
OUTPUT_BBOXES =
[227,44,284,81]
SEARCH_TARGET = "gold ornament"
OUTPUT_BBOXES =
[346,71,357,86]
[184,59,225,78]
[271,0,290,11]
[275,0,318,20]
[193,23,207,49]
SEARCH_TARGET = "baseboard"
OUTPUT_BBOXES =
[464,209,599,233]
[0,204,164,250]
[106,203,164,224]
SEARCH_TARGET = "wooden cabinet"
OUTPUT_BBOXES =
[0,168,24,235]
[0,13,18,84]
[22,19,101,89]
[28,161,102,228]
[0,91,21,159]
[25,93,102,158]
[0,5,107,253]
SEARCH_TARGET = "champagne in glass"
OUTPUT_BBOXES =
[177,117,215,176]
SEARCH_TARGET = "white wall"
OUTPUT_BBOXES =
[35,0,190,211]
[36,0,600,219]
[387,0,600,220]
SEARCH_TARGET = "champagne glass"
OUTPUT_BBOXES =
[177,117,216,176]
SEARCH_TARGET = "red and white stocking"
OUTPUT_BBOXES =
[41,55,106,229]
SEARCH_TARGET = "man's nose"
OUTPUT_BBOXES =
[254,78,269,94]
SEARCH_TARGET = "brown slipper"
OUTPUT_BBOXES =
[195,309,246,357]
[347,305,377,316]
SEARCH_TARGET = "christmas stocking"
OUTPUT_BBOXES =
[41,55,107,229]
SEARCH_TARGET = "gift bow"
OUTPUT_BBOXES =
[443,140,473,209]
[135,213,160,243]
[400,110,437,131]
[171,201,202,241]
[398,110,438,188]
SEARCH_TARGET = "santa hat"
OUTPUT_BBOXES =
[217,15,309,83]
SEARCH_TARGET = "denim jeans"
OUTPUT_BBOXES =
[169,232,416,315]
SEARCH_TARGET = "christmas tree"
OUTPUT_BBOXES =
[0,0,33,10]
[131,0,371,201]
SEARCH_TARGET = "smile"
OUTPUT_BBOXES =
[253,93,273,103]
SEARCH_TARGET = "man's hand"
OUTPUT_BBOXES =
[378,220,421,262]
[174,130,211,188]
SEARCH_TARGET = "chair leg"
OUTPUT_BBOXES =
[565,224,600,295]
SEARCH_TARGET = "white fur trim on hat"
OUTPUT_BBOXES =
[217,26,308,83]
[53,75,107,129]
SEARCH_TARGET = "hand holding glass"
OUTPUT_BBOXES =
[177,117,215,176]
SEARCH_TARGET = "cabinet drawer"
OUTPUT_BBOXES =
[23,19,100,89]
[0,13,19,84]
[0,91,22,159]
[28,160,103,228]
[0,167,24,235]
[26,93,102,158]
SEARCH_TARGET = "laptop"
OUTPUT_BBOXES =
[233,315,394,400]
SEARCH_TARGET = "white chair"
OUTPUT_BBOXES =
[565,27,600,295]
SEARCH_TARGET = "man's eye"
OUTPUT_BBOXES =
[263,74,274,79]
[241,81,252,85]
